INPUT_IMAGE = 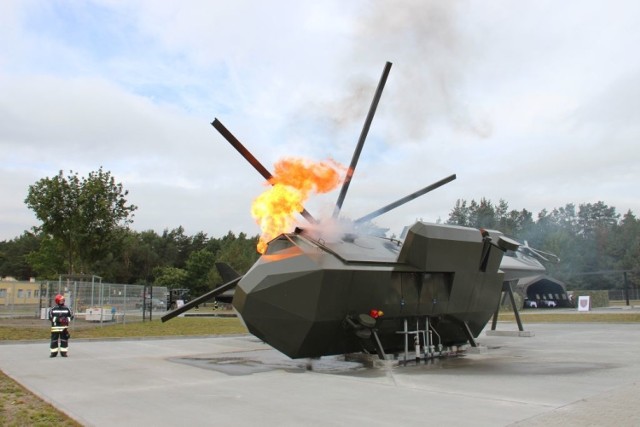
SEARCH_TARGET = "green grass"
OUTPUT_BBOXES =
[0,317,247,341]
[70,317,247,339]
[0,326,50,341]
[498,310,640,323]
[0,370,83,427]
[609,299,640,306]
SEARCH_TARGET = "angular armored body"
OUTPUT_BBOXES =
[233,222,517,359]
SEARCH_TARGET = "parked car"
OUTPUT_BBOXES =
[135,298,166,310]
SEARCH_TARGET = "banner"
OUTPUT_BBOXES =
[578,295,590,312]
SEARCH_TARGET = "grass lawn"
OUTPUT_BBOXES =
[0,370,83,427]
[0,316,247,341]
[498,309,640,323]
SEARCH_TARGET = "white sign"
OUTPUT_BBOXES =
[578,296,591,312]
[176,299,185,317]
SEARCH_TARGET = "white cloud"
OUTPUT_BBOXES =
[1,0,639,242]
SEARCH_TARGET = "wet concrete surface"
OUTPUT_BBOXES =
[1,323,639,426]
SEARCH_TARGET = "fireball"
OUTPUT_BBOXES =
[251,157,344,253]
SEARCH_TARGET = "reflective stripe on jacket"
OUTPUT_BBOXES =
[49,305,73,331]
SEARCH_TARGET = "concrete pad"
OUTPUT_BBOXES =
[1,323,640,426]
[486,330,535,337]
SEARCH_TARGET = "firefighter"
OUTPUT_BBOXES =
[49,294,74,358]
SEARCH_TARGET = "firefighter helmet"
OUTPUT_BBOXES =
[55,294,65,305]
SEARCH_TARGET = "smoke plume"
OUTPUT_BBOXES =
[329,0,492,141]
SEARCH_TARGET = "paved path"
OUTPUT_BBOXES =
[1,323,639,426]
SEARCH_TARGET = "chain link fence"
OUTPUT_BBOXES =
[608,288,640,302]
[0,278,168,324]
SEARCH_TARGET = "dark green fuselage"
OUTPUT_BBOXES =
[233,221,507,359]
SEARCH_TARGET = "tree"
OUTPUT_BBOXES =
[0,232,42,279]
[609,211,640,287]
[472,198,497,229]
[610,211,640,268]
[24,234,66,279]
[216,232,260,273]
[447,199,470,227]
[25,167,137,275]
[573,202,620,288]
[153,266,188,288]
[184,249,217,295]
[577,201,619,237]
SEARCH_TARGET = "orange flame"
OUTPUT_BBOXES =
[252,157,344,253]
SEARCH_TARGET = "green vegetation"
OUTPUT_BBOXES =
[0,227,260,296]
[70,317,247,339]
[0,317,247,341]
[446,199,640,290]
[24,167,137,276]
[498,310,640,323]
[0,370,83,427]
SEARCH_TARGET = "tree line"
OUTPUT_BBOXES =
[445,198,639,290]
[0,169,638,294]
[0,227,260,296]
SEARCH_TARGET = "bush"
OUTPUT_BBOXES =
[572,290,609,308]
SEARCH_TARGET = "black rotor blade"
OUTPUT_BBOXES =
[211,118,317,224]
[161,276,241,322]
[215,262,241,282]
[354,174,456,224]
[333,61,393,218]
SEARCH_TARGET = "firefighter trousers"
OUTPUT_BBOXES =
[50,329,69,356]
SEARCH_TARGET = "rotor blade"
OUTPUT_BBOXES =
[354,174,456,224]
[161,276,241,322]
[211,118,317,224]
[521,246,561,264]
[333,61,393,218]
[215,262,241,282]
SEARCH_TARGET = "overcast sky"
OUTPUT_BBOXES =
[1,0,639,242]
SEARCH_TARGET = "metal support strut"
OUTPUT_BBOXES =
[395,316,445,365]
[491,281,524,331]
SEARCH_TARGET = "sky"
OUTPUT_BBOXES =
[1,0,639,242]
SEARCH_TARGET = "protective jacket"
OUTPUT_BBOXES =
[49,304,73,331]
[49,304,74,356]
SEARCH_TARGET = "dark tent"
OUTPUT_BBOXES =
[516,275,571,308]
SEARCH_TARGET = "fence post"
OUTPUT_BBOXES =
[123,284,127,325]
[624,272,630,306]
